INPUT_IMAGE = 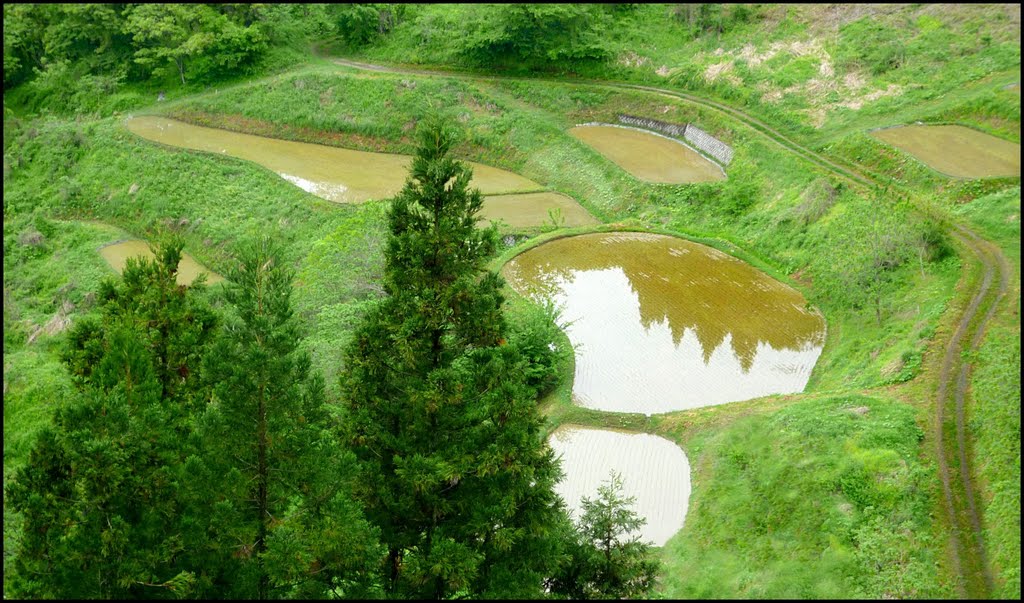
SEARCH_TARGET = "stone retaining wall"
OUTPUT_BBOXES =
[682,124,734,166]
[618,114,688,138]
[617,114,734,166]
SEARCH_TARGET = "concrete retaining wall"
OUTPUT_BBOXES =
[617,114,734,166]
[683,124,734,166]
[618,114,688,138]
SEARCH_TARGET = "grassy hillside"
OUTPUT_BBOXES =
[4,3,1019,599]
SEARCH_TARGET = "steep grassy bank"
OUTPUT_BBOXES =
[347,7,1018,121]
[341,4,1020,195]
[655,394,951,599]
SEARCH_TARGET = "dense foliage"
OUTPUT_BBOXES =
[4,236,384,599]
[339,119,569,598]
[6,240,219,598]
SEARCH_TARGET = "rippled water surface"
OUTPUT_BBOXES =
[99,240,223,285]
[503,232,825,414]
[569,125,726,183]
[548,425,691,547]
[871,124,1020,178]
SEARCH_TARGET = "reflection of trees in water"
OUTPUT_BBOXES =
[503,233,824,372]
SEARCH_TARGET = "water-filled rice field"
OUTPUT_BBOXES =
[99,239,224,285]
[548,425,691,547]
[480,192,599,228]
[870,124,1020,179]
[503,232,825,415]
[569,124,726,184]
[126,116,595,226]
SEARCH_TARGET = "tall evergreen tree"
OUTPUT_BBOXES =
[341,118,566,598]
[5,237,217,599]
[197,237,383,599]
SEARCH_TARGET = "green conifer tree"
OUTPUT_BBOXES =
[545,473,661,599]
[341,118,566,599]
[197,237,383,599]
[5,237,217,599]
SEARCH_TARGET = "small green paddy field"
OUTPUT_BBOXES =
[870,124,1020,179]
[569,124,726,184]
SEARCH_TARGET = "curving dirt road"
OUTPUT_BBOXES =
[331,56,1010,597]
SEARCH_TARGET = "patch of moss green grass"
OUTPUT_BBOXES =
[969,325,1021,600]
[653,393,951,599]
[2,218,131,463]
[952,185,1021,599]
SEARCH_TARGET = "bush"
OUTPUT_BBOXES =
[787,178,839,226]
[834,19,907,76]
[506,297,571,398]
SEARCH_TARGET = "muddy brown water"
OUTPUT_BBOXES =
[480,192,599,228]
[503,232,825,414]
[99,240,224,286]
[126,116,596,226]
[870,125,1020,179]
[548,425,691,547]
[569,124,726,183]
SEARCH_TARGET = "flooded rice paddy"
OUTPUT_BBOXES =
[548,425,691,547]
[503,232,825,415]
[569,124,726,184]
[126,116,595,226]
[99,240,223,285]
[481,192,599,228]
[870,124,1020,179]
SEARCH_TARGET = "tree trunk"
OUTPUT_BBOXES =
[256,385,269,599]
[388,548,402,593]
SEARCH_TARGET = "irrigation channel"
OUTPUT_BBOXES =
[327,56,1013,598]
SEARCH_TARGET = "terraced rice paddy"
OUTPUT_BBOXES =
[99,239,224,285]
[126,116,594,226]
[480,192,599,227]
[503,232,825,415]
[569,124,726,183]
[870,124,1020,178]
[547,425,691,547]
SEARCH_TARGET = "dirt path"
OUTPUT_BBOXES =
[937,225,1010,596]
[330,56,1010,597]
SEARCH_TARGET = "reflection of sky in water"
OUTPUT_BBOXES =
[555,268,821,414]
[503,232,826,415]
[278,173,349,202]
[548,426,690,547]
